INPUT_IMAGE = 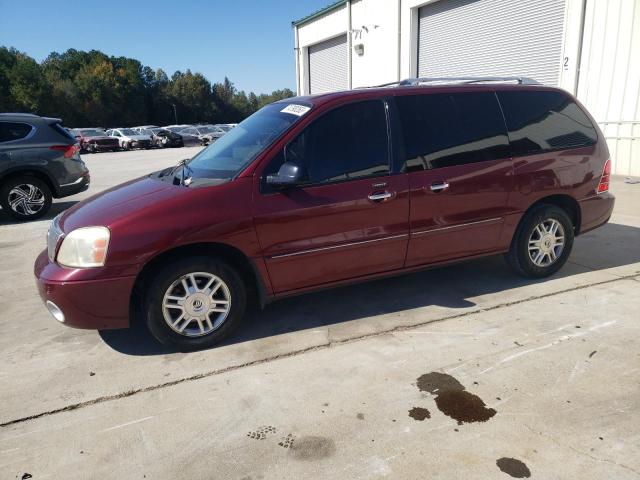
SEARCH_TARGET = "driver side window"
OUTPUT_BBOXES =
[263,99,390,191]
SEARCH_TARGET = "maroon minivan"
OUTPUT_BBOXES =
[35,79,615,350]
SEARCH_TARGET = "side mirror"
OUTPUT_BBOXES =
[266,161,308,188]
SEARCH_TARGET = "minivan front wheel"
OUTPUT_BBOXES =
[144,257,247,351]
[506,204,574,278]
[0,176,52,221]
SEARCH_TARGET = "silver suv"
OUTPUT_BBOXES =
[0,113,90,221]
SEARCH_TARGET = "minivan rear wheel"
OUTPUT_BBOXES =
[0,176,52,221]
[506,204,574,278]
[144,256,247,351]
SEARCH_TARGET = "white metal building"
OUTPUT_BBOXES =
[292,0,640,176]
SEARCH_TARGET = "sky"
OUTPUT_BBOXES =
[0,0,334,94]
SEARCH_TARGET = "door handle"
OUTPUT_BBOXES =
[430,181,450,192]
[368,191,393,202]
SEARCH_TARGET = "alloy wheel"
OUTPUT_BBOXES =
[161,272,232,337]
[528,218,565,267]
[8,183,45,216]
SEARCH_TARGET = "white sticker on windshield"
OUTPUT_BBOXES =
[281,104,311,116]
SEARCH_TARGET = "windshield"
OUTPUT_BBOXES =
[120,128,136,136]
[80,129,107,136]
[186,102,309,180]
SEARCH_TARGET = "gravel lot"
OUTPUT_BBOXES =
[1,148,639,479]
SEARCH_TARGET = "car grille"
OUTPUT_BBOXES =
[47,216,64,261]
[96,139,118,145]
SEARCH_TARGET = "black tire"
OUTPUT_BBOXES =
[0,176,52,221]
[144,256,247,351]
[505,204,574,278]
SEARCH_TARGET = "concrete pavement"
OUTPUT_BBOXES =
[0,148,639,479]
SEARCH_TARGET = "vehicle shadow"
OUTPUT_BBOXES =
[0,201,79,225]
[99,221,640,356]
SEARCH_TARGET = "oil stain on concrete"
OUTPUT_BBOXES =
[496,457,531,478]
[289,436,336,461]
[416,372,496,424]
[408,407,431,421]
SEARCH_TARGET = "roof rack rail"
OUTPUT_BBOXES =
[365,76,540,88]
[0,112,40,117]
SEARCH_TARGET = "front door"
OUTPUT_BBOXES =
[253,99,410,294]
[392,91,514,267]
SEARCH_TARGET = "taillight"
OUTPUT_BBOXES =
[50,144,79,159]
[597,159,611,194]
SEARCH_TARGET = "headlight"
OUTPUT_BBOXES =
[56,227,110,268]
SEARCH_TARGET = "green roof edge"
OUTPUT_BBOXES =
[292,0,347,27]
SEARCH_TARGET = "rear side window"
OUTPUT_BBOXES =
[396,92,510,172]
[497,90,598,156]
[288,100,389,184]
[0,122,33,143]
[51,123,75,142]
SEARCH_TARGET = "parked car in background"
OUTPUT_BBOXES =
[134,127,184,148]
[216,124,234,133]
[105,128,151,150]
[1,113,89,221]
[71,128,120,153]
[163,125,190,133]
[34,80,614,349]
[163,126,201,147]
[180,125,226,145]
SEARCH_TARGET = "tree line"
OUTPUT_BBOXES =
[0,46,295,127]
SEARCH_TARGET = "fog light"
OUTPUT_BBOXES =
[46,301,65,323]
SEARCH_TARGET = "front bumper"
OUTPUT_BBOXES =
[34,250,135,330]
[131,140,151,149]
[159,138,183,147]
[95,143,119,151]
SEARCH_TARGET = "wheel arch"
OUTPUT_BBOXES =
[130,242,269,325]
[526,194,582,235]
[0,168,58,197]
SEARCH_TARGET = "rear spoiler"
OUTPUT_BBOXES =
[43,117,63,125]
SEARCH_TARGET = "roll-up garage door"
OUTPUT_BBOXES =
[308,34,348,94]
[417,0,566,86]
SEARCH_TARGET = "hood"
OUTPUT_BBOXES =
[55,175,253,269]
[126,134,150,141]
[59,176,188,232]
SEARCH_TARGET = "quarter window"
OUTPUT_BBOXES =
[497,90,598,156]
[286,100,390,185]
[0,122,32,143]
[396,92,510,172]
